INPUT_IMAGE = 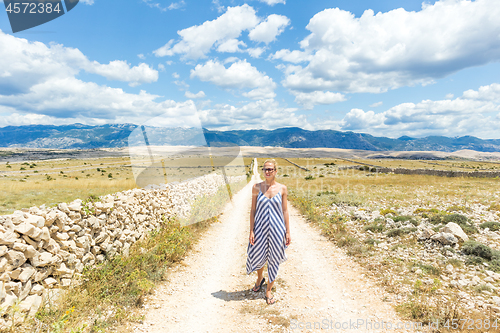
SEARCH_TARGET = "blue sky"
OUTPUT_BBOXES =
[1,0,500,139]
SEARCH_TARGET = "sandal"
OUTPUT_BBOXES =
[264,295,275,305]
[252,277,265,292]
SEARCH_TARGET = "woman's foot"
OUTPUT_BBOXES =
[264,291,275,305]
[252,277,265,292]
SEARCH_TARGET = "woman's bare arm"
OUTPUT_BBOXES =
[249,183,259,245]
[281,185,291,246]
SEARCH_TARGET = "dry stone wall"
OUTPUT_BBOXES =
[0,172,245,324]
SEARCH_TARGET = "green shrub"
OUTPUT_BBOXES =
[446,205,471,213]
[364,238,380,246]
[363,223,384,233]
[393,215,419,226]
[387,227,416,237]
[462,241,493,260]
[443,214,478,235]
[479,221,500,231]
[380,208,398,216]
[304,175,315,180]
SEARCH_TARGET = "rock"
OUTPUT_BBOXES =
[418,228,436,240]
[446,264,454,273]
[0,231,18,246]
[431,232,458,245]
[440,222,469,242]
[31,251,54,267]
[0,246,7,257]
[44,238,60,255]
[6,250,27,269]
[30,284,44,295]
[24,214,45,228]
[19,294,42,317]
[58,203,71,214]
[33,267,53,282]
[18,264,36,282]
[19,280,31,301]
[68,201,82,212]
[0,291,18,314]
[43,277,57,288]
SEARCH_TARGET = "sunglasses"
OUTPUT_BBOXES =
[263,168,276,172]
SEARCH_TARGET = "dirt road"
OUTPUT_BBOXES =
[136,159,410,333]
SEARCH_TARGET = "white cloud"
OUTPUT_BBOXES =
[80,0,94,4]
[190,59,276,99]
[85,61,159,87]
[142,0,185,12]
[292,91,346,109]
[158,64,166,71]
[198,99,309,131]
[445,93,454,99]
[322,83,500,139]
[172,72,180,79]
[216,39,247,53]
[247,47,266,58]
[369,101,383,108]
[258,0,285,6]
[212,0,225,13]
[185,91,206,99]
[249,14,290,44]
[138,54,146,59]
[0,76,194,120]
[153,5,259,59]
[278,0,500,94]
[0,31,158,91]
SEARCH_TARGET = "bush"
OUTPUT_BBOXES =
[393,215,419,226]
[480,221,500,231]
[364,238,380,246]
[443,214,478,235]
[380,208,398,216]
[462,241,493,260]
[304,175,315,180]
[446,205,471,213]
[363,223,384,233]
[387,227,416,237]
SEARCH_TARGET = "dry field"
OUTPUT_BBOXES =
[0,154,253,215]
[256,157,500,330]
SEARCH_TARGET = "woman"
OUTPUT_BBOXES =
[246,159,291,305]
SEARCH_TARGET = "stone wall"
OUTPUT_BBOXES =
[0,172,245,323]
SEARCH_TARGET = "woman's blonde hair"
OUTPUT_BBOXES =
[263,159,278,170]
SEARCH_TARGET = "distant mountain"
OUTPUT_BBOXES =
[1,124,500,152]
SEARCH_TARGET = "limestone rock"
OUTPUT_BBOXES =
[6,250,27,269]
[431,232,458,245]
[440,222,469,242]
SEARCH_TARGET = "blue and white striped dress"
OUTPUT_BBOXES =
[246,184,288,282]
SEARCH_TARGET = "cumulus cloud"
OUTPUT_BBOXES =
[277,0,500,94]
[197,99,310,131]
[369,101,383,107]
[258,0,285,5]
[142,0,185,12]
[190,59,276,99]
[249,14,290,44]
[0,31,189,125]
[292,91,346,109]
[247,47,266,58]
[153,5,259,59]
[0,31,158,92]
[185,91,206,99]
[321,83,500,139]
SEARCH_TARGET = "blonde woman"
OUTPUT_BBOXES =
[246,159,291,305]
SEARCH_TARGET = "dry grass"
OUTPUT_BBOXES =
[274,157,500,331]
[0,157,137,214]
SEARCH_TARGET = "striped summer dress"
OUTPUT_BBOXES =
[246,184,288,283]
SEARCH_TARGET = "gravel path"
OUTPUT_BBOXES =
[136,159,411,333]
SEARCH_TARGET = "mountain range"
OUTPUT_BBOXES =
[1,124,500,152]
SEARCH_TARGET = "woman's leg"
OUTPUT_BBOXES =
[265,280,275,304]
[252,266,265,291]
